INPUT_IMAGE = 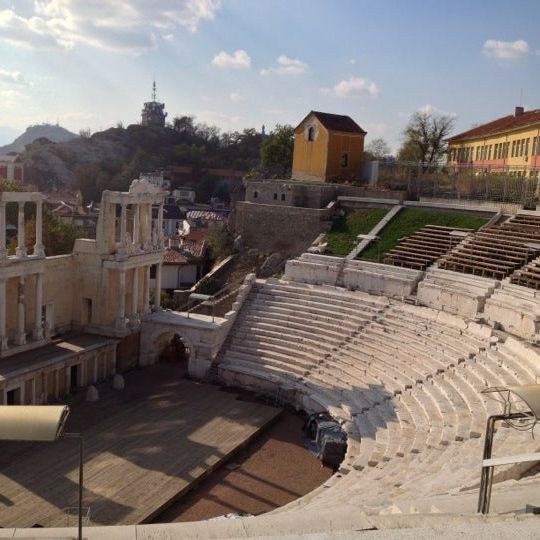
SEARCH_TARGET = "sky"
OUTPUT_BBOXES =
[0,0,539,152]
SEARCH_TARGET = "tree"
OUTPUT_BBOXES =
[365,138,391,160]
[206,224,234,261]
[398,111,454,164]
[260,124,294,175]
[24,208,83,256]
[172,115,196,136]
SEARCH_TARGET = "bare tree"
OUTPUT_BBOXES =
[365,137,391,160]
[399,111,454,164]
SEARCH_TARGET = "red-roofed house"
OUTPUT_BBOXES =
[152,236,208,290]
[447,107,540,176]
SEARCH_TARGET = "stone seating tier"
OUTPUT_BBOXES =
[217,278,540,518]
[484,283,540,340]
[417,267,500,318]
[283,254,423,298]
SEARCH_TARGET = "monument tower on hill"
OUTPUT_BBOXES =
[141,81,167,128]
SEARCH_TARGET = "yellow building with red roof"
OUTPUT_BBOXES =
[447,107,540,177]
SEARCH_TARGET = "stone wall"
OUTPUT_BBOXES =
[43,255,74,334]
[244,180,405,208]
[234,201,334,254]
[140,274,257,378]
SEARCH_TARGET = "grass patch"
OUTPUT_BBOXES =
[326,208,388,256]
[361,208,489,261]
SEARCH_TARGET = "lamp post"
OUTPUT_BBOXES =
[0,405,83,540]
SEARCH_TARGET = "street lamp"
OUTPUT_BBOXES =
[0,405,84,540]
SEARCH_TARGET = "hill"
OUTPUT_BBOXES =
[21,123,262,202]
[0,123,77,154]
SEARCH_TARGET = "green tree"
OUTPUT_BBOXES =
[260,124,294,175]
[24,208,83,255]
[398,110,454,164]
[206,225,234,261]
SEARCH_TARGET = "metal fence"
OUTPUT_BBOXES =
[376,162,540,209]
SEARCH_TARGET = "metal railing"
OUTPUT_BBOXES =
[376,162,539,208]
[179,276,248,322]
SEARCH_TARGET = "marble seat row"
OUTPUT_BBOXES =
[218,278,540,519]
[284,253,423,298]
[510,256,540,290]
[417,267,500,318]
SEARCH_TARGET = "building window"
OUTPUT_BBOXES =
[307,126,315,141]
[281,193,286,201]
[273,193,278,200]
[340,153,349,167]
[253,191,258,199]
[150,266,156,279]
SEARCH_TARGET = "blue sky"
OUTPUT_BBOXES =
[0,0,539,152]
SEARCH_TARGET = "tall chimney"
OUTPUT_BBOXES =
[515,106,524,117]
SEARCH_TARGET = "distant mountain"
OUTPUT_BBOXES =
[0,126,22,147]
[0,123,78,154]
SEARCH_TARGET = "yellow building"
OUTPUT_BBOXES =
[447,107,540,176]
[292,111,366,182]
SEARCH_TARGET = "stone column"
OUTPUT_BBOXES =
[33,273,43,340]
[131,267,139,319]
[16,276,26,345]
[143,265,151,313]
[155,263,162,309]
[118,202,127,253]
[33,200,45,257]
[0,278,7,350]
[117,269,126,329]
[16,202,27,258]
[0,201,7,260]
[133,205,140,249]
[157,204,164,248]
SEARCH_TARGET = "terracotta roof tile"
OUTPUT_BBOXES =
[163,248,189,264]
[448,109,540,143]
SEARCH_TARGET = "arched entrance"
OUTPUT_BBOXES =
[155,332,191,374]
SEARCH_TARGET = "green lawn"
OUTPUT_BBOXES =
[361,208,489,261]
[326,208,388,256]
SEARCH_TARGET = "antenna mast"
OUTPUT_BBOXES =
[152,80,157,101]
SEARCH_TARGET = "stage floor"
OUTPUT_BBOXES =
[0,367,280,527]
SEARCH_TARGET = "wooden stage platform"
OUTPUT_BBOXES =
[0,369,280,527]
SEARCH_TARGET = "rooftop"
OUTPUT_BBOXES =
[298,111,366,134]
[448,108,540,143]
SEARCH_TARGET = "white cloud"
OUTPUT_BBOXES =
[364,122,388,135]
[0,1,221,54]
[0,68,26,85]
[324,77,379,98]
[417,104,457,118]
[229,92,244,103]
[59,112,94,122]
[196,110,243,129]
[261,55,308,76]
[482,39,529,60]
[211,49,251,69]
[347,58,356,65]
